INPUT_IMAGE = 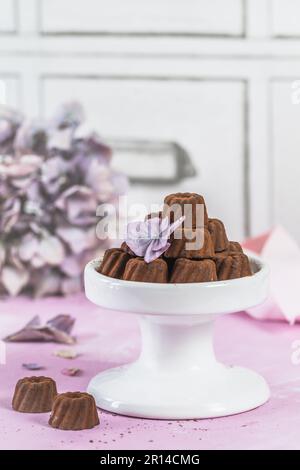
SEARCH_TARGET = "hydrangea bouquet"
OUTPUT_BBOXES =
[0,102,127,297]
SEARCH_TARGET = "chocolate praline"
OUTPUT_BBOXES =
[49,392,99,431]
[98,248,131,279]
[123,258,168,283]
[163,192,208,228]
[170,258,217,283]
[165,227,214,259]
[12,376,57,413]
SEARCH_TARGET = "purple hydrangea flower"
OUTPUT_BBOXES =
[0,101,127,297]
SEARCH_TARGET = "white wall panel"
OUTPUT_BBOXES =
[40,0,244,36]
[0,0,16,33]
[271,80,300,241]
[42,77,246,240]
[272,0,300,37]
[0,76,19,107]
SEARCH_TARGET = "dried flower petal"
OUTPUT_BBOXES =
[22,363,44,371]
[61,276,82,295]
[1,198,21,233]
[18,233,39,262]
[48,127,73,152]
[60,255,82,277]
[25,315,40,328]
[54,349,79,359]
[4,314,76,344]
[33,269,62,297]
[1,265,29,296]
[51,101,84,129]
[0,119,14,142]
[14,119,47,155]
[85,159,115,201]
[0,105,23,150]
[57,226,96,254]
[55,185,97,226]
[38,235,65,266]
[61,367,81,376]
[19,233,65,268]
[40,156,70,195]
[0,154,42,178]
[0,242,5,269]
[47,314,75,334]
[111,171,129,197]
[73,122,94,140]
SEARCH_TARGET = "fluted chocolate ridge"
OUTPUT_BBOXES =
[12,376,57,413]
[49,392,99,431]
[170,259,217,283]
[123,258,168,283]
[228,241,243,253]
[121,241,136,256]
[165,228,214,259]
[216,253,252,280]
[163,192,208,228]
[98,248,131,279]
[208,218,229,253]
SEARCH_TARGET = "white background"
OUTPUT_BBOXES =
[0,0,300,242]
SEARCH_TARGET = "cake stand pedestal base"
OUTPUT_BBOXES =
[87,315,270,419]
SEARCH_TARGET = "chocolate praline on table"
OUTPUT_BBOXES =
[170,258,217,283]
[164,227,214,259]
[208,218,229,252]
[123,258,168,283]
[49,392,99,431]
[98,248,131,279]
[12,376,57,413]
[163,192,208,228]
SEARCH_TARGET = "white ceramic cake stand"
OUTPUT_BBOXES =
[84,253,270,419]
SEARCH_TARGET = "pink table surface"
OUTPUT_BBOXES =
[0,293,300,450]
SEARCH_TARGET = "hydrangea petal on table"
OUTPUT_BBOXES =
[0,102,128,297]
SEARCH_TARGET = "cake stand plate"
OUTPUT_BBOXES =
[84,254,270,419]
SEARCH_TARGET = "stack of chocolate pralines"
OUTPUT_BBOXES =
[97,193,252,283]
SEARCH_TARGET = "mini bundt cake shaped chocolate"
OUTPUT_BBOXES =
[170,259,217,283]
[208,218,229,253]
[213,240,245,263]
[164,228,214,259]
[49,392,99,431]
[121,241,136,256]
[12,376,57,413]
[163,192,208,228]
[216,253,252,280]
[123,258,168,283]
[228,241,243,253]
[98,248,131,279]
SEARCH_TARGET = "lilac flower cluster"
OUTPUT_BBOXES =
[0,102,128,297]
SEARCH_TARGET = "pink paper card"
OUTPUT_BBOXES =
[244,226,300,323]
